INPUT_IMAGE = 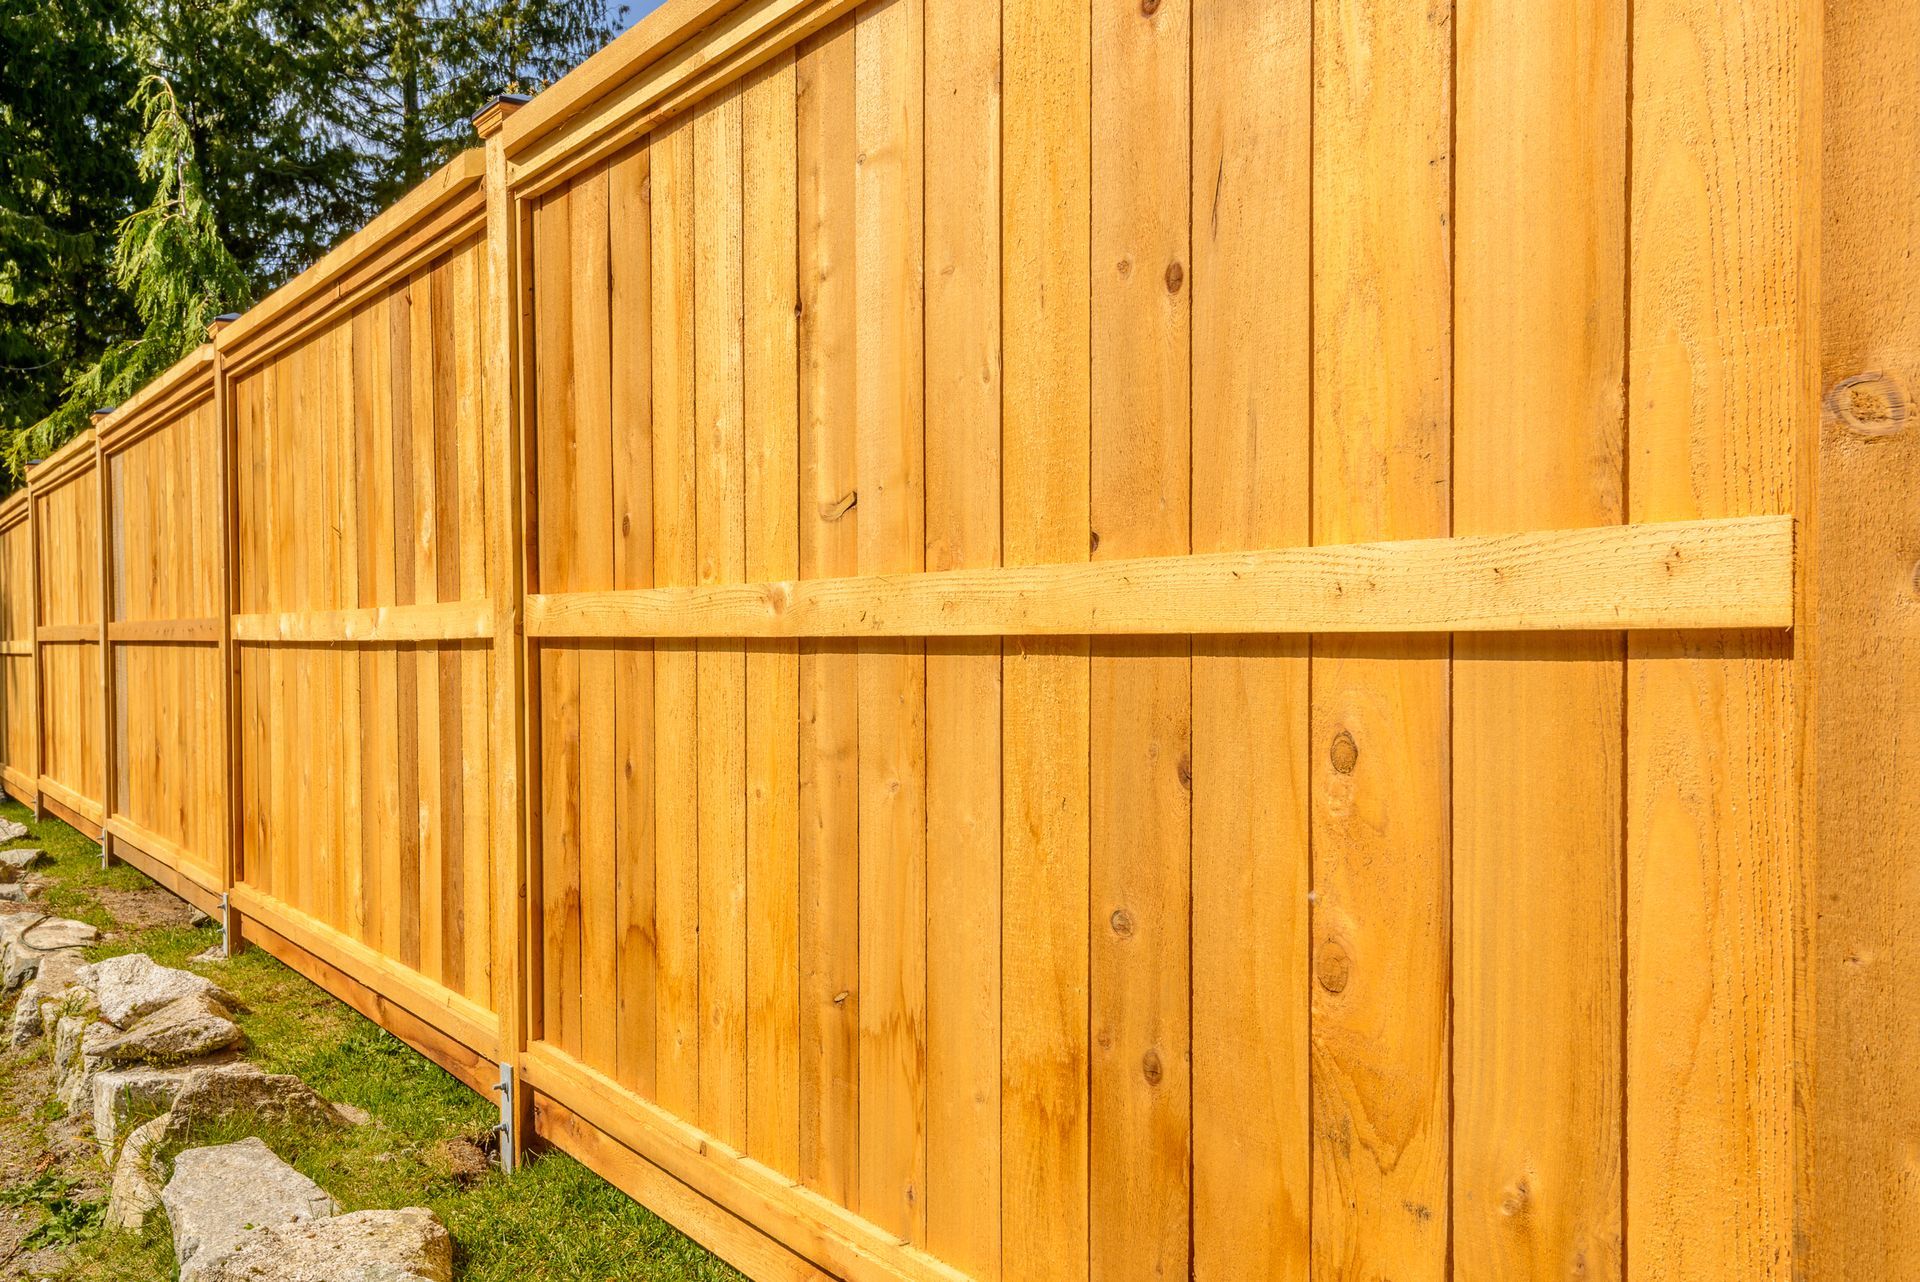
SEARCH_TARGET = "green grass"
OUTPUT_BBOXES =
[0,799,742,1281]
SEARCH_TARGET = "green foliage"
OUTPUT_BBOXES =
[9,69,247,477]
[1,1172,106,1250]
[2,0,625,485]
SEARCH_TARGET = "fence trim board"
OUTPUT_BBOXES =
[520,1042,974,1282]
[1,766,36,806]
[230,600,494,644]
[235,912,501,1096]
[106,618,221,644]
[37,777,102,833]
[96,345,217,451]
[525,515,1793,639]
[531,1092,836,1282]
[107,824,224,918]
[230,884,502,1059]
[502,0,860,198]
[215,151,487,367]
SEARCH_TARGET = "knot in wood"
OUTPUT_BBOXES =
[1329,729,1359,775]
[1140,1048,1163,1085]
[1140,0,1160,15]
[1826,372,1908,437]
[1164,261,1183,293]
[1316,940,1351,994]
[1109,907,1134,938]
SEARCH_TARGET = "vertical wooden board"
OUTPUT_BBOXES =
[430,263,467,991]
[453,243,492,1006]
[534,192,583,1055]
[694,86,749,1151]
[1188,0,1310,1276]
[650,114,702,1117]
[853,0,926,1243]
[921,0,1000,1269]
[287,340,316,916]
[1813,0,1920,1271]
[337,317,365,938]
[742,52,801,1182]
[410,271,446,982]
[999,0,1090,1277]
[1626,0,1808,1275]
[571,166,620,1073]
[1088,0,1190,1276]
[1309,0,1453,1276]
[1452,1,1626,1277]
[368,294,404,959]
[609,139,658,1096]
[795,17,860,1206]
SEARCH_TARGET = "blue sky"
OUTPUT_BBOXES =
[621,0,669,32]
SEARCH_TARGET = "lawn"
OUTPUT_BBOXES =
[0,798,740,1281]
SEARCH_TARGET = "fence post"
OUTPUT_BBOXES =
[208,314,241,954]
[90,411,114,868]
[473,92,531,1172]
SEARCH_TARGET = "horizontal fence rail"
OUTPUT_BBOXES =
[5,0,1908,1278]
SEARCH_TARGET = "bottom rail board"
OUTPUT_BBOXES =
[531,1092,835,1282]
[230,884,501,1060]
[37,779,102,838]
[235,913,498,1096]
[520,1042,971,1282]
[105,828,223,919]
[1,767,37,809]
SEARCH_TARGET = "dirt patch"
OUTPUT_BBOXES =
[0,1043,106,1279]
[93,886,199,932]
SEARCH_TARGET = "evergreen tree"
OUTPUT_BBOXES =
[7,69,246,476]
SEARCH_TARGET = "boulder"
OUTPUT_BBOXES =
[2,914,100,991]
[162,1138,338,1282]
[92,1064,201,1158]
[86,953,233,1027]
[0,816,28,841]
[194,1207,453,1282]
[51,999,103,1113]
[83,990,244,1072]
[105,1112,170,1230]
[7,945,87,1046]
[0,882,41,902]
[0,847,47,872]
[166,1062,344,1139]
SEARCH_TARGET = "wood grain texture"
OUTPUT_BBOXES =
[999,1,1089,1278]
[1309,0,1453,1276]
[1452,0,1626,1276]
[922,0,1000,1271]
[524,517,1793,638]
[1811,0,1920,1271]
[1189,0,1310,1276]
[1625,0,1810,1275]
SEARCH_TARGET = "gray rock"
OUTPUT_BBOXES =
[86,953,232,1028]
[92,1064,200,1159]
[83,990,244,1071]
[2,915,100,991]
[0,847,47,871]
[51,997,104,1112]
[195,1207,453,1282]
[168,1061,344,1139]
[0,816,29,842]
[191,943,230,965]
[162,1138,338,1282]
[5,944,85,1047]
[0,882,40,902]
[105,1112,170,1229]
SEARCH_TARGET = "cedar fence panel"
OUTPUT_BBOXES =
[4,1,1915,1278]
[0,493,35,808]
[28,431,104,835]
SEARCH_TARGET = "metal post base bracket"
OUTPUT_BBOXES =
[492,1061,517,1174]
[219,892,233,955]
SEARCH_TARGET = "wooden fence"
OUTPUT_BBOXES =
[1,0,1912,1278]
